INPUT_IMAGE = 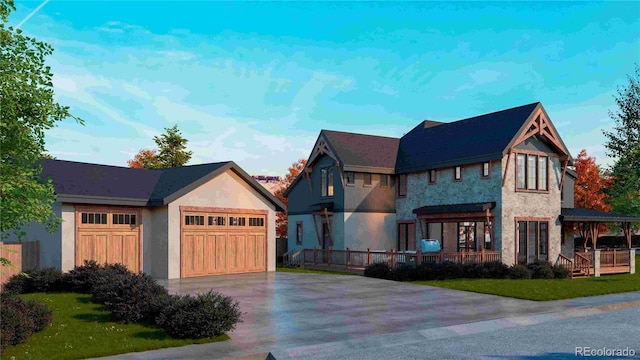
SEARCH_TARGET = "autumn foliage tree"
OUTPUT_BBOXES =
[127,125,193,169]
[573,149,612,247]
[127,149,161,169]
[273,159,307,238]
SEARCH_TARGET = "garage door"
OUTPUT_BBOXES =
[181,208,266,277]
[75,206,142,273]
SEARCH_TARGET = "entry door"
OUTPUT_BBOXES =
[397,223,416,251]
[322,223,331,249]
[458,222,476,252]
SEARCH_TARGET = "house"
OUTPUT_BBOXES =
[3,159,285,279]
[284,102,640,268]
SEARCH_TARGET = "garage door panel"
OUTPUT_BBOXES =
[108,234,124,266]
[122,233,139,272]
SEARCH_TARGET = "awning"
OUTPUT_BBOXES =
[560,208,640,223]
[412,202,496,222]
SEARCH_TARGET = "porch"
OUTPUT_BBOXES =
[557,249,635,277]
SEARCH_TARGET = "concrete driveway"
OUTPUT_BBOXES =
[97,272,640,360]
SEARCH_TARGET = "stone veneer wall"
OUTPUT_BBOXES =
[396,161,503,252]
[501,153,563,266]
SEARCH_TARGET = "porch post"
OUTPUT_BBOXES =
[367,248,371,266]
[391,249,396,269]
[346,247,351,268]
[593,249,601,277]
[630,249,636,275]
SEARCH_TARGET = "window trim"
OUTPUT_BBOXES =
[380,174,389,188]
[321,166,334,197]
[428,169,437,185]
[296,221,303,245]
[454,166,463,182]
[363,173,372,187]
[514,151,551,193]
[397,174,407,198]
[514,217,551,264]
[345,171,355,186]
[481,161,491,179]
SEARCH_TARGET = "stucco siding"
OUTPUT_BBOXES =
[343,212,396,250]
[344,173,396,212]
[143,207,168,278]
[60,203,75,271]
[396,161,503,248]
[288,155,340,214]
[168,169,277,279]
[502,153,562,265]
[562,176,575,208]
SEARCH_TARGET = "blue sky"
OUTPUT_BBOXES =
[10,1,640,175]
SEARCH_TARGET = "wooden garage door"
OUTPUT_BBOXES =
[75,207,142,273]
[181,207,267,277]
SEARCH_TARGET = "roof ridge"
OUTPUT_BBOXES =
[322,129,400,140]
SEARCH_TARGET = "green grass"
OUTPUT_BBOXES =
[413,255,640,301]
[276,263,358,275]
[2,293,228,360]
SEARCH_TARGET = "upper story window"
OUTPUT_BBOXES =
[429,169,437,184]
[321,167,334,197]
[454,166,462,181]
[380,174,389,187]
[397,174,407,197]
[482,162,491,178]
[363,173,372,186]
[345,171,355,185]
[296,222,303,245]
[516,153,548,191]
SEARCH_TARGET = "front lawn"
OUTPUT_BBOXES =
[2,293,227,360]
[413,256,640,301]
[276,263,357,275]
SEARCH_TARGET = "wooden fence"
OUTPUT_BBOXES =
[0,242,22,285]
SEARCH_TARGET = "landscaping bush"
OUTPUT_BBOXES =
[364,262,391,279]
[415,262,439,280]
[527,260,555,279]
[2,267,67,294]
[440,261,464,280]
[155,291,242,339]
[0,293,52,351]
[2,273,29,295]
[551,264,571,279]
[91,268,168,323]
[510,265,533,279]
[462,263,489,279]
[90,263,135,305]
[483,261,511,279]
[64,260,104,293]
[387,264,417,281]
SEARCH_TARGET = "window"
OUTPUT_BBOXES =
[454,166,462,181]
[345,171,355,185]
[482,162,491,178]
[113,213,136,225]
[380,174,389,187]
[429,169,437,184]
[363,173,372,186]
[397,174,407,197]
[516,154,549,191]
[296,222,303,245]
[229,217,246,226]
[81,213,108,224]
[185,215,204,226]
[248,217,264,227]
[208,216,226,226]
[321,167,334,197]
[397,223,415,251]
[517,220,549,264]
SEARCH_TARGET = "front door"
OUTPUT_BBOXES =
[458,222,476,252]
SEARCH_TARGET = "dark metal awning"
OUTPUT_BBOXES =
[560,208,640,223]
[413,202,496,216]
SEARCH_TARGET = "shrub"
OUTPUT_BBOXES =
[64,260,104,293]
[364,262,391,279]
[440,261,464,279]
[462,263,489,279]
[91,267,168,323]
[0,293,52,351]
[551,264,571,279]
[510,265,532,279]
[527,260,555,279]
[155,291,242,339]
[415,262,439,281]
[483,261,511,279]
[90,263,135,305]
[388,264,417,281]
[2,268,67,294]
[2,273,29,295]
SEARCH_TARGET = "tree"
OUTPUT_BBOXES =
[127,149,161,169]
[128,125,193,169]
[602,64,640,223]
[1,1,83,248]
[273,159,307,238]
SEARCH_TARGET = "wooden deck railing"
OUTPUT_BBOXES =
[599,249,630,267]
[574,252,591,276]
[290,247,502,270]
[556,253,574,278]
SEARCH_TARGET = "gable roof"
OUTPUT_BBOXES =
[321,130,400,172]
[396,102,541,173]
[39,159,285,211]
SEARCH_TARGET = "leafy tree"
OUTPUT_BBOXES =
[573,149,612,247]
[0,0,83,244]
[127,149,161,169]
[273,159,307,238]
[602,64,640,224]
[128,125,192,168]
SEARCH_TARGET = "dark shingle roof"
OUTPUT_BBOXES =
[396,102,540,173]
[560,208,640,223]
[413,202,496,215]
[39,159,284,210]
[322,130,399,170]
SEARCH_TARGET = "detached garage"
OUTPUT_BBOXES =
[5,159,284,279]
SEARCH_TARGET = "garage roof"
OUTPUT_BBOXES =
[39,159,285,211]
